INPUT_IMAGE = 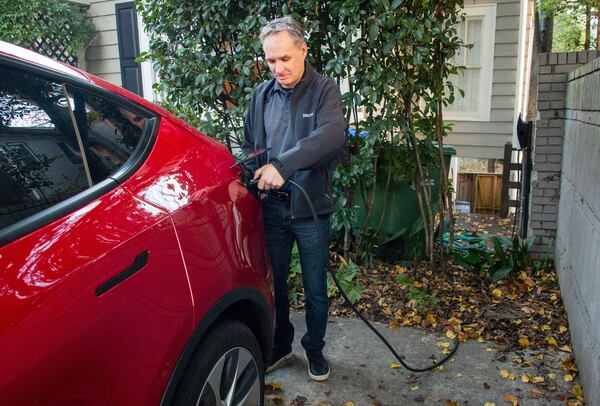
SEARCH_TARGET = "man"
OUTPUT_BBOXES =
[242,16,345,381]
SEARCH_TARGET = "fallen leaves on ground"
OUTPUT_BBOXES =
[264,394,285,406]
[265,381,283,392]
[503,393,519,405]
[571,385,584,400]
[517,337,529,348]
[499,368,516,380]
[327,257,574,367]
[288,214,583,404]
[264,381,286,406]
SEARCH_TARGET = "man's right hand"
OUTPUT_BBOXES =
[254,164,285,190]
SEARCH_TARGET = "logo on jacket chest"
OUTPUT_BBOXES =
[302,112,314,118]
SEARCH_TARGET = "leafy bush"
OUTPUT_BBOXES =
[0,0,94,60]
[489,236,536,282]
[139,0,465,266]
[286,249,365,305]
[328,259,365,305]
[395,273,438,310]
[450,235,538,282]
[137,1,274,150]
[287,244,303,305]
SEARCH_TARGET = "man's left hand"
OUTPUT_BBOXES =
[254,164,284,190]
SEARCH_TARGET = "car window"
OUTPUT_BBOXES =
[65,87,149,183]
[0,66,88,229]
[0,65,150,231]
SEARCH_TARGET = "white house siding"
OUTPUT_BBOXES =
[447,0,532,159]
[85,0,123,86]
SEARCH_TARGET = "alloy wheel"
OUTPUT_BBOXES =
[197,346,261,406]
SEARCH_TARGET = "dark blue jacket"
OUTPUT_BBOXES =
[242,62,345,219]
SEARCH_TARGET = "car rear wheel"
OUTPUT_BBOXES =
[173,319,264,406]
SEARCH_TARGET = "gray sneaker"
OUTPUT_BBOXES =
[266,348,293,373]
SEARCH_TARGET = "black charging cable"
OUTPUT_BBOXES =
[286,179,459,372]
[235,150,459,372]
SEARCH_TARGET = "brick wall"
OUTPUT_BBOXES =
[528,50,598,257]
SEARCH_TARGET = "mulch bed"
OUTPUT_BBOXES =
[289,213,584,403]
[331,261,571,355]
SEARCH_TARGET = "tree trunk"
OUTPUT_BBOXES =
[540,13,554,52]
[534,4,543,52]
[584,5,591,50]
[530,1,543,120]
[596,6,600,50]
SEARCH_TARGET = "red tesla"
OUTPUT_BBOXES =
[0,41,274,405]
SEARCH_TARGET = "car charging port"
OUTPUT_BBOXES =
[231,148,270,191]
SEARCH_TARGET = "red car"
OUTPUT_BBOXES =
[0,41,274,405]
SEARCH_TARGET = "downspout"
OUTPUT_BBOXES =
[512,0,535,234]
[522,1,535,122]
[512,0,532,149]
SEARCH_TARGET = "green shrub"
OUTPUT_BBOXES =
[395,273,438,310]
[138,0,466,266]
[489,235,536,282]
[449,234,539,282]
[328,259,365,304]
[0,0,94,61]
[287,244,303,305]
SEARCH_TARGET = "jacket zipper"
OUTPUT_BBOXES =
[290,88,296,219]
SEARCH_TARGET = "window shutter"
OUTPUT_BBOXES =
[115,2,143,96]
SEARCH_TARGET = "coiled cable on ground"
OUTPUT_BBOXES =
[288,179,460,372]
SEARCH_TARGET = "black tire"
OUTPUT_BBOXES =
[173,318,264,406]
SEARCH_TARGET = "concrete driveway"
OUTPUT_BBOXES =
[265,312,580,405]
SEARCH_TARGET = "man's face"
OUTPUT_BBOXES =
[262,30,307,88]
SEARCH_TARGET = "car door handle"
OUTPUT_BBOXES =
[96,251,149,297]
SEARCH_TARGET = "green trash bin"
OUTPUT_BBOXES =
[354,144,456,259]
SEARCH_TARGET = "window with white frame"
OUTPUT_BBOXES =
[446,4,496,121]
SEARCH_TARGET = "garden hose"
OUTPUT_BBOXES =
[287,179,460,373]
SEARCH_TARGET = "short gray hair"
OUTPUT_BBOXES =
[259,16,305,46]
